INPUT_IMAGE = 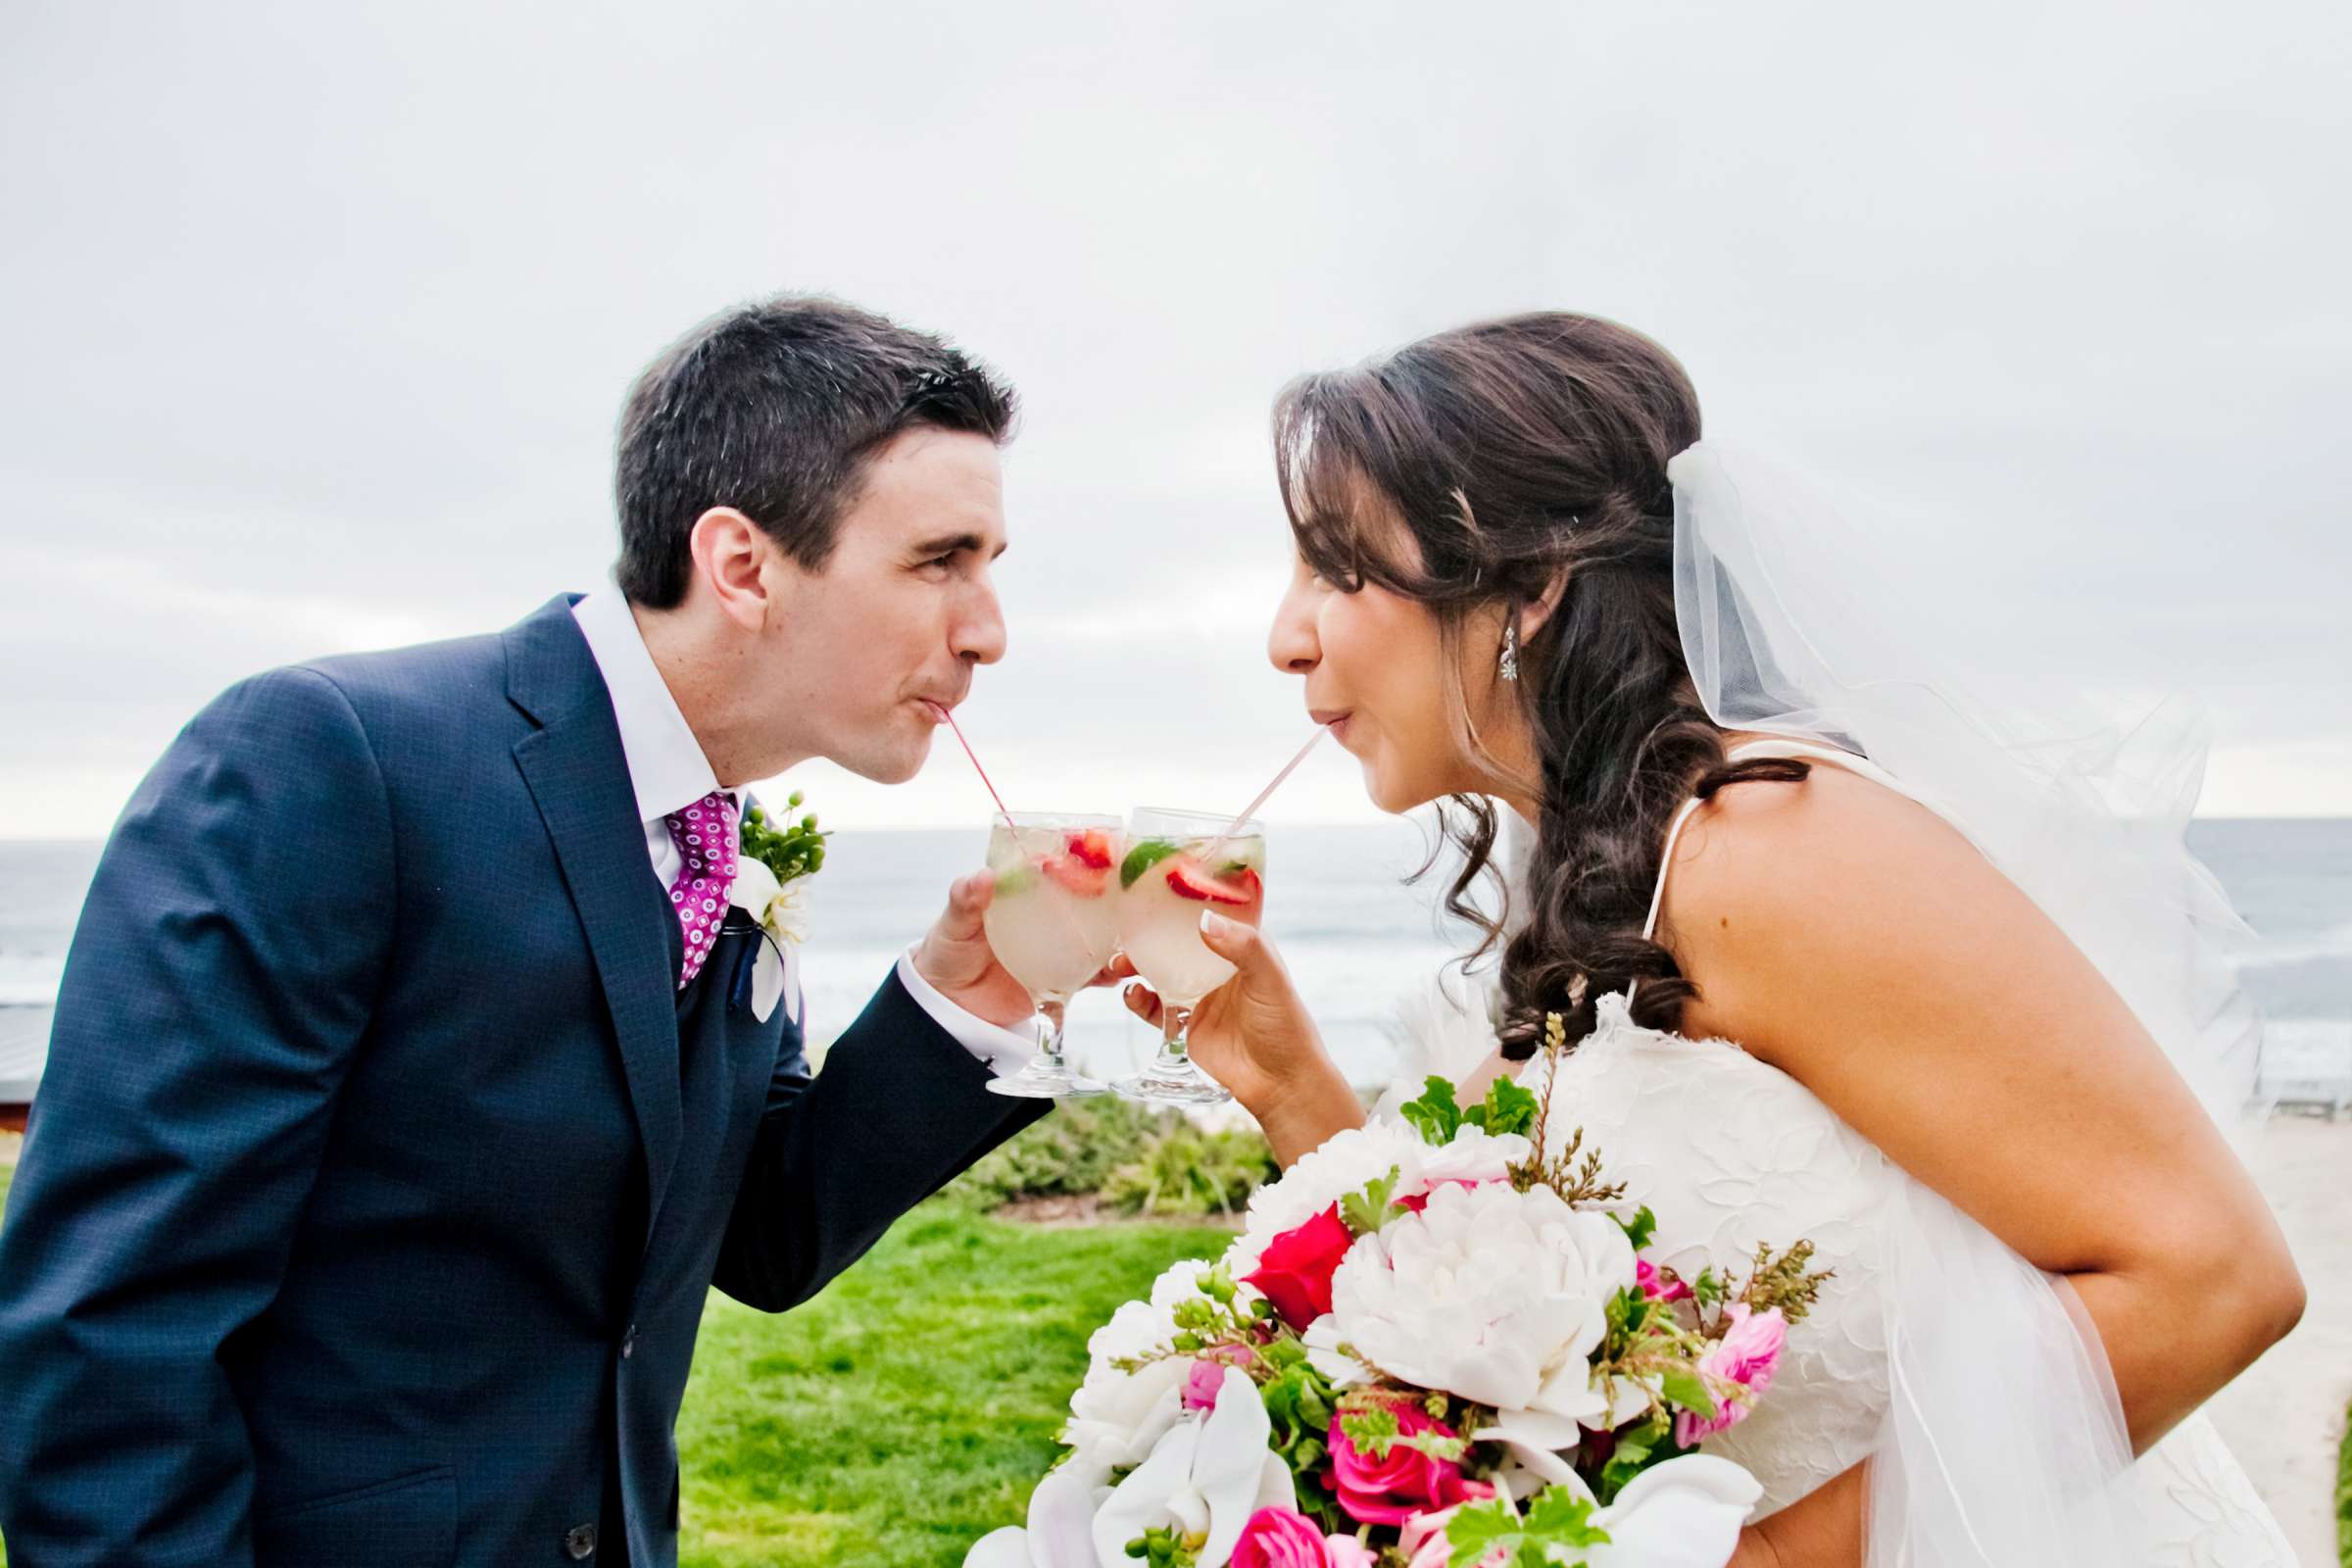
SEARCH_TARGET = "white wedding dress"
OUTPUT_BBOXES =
[1385,737,2295,1566]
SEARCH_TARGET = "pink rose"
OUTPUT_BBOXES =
[1674,1302,1788,1446]
[1638,1257,1692,1303]
[1325,1401,1493,1526]
[1243,1205,1356,1330]
[1231,1507,1379,1568]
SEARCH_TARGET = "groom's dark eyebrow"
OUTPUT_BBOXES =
[910,531,1008,562]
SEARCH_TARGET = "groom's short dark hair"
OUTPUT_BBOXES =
[612,295,1018,608]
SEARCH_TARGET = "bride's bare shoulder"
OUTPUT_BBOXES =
[1657,759,2059,1054]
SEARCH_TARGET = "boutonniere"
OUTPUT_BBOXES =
[728,791,829,1023]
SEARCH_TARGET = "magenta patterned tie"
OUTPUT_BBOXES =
[663,791,739,989]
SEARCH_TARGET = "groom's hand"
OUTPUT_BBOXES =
[911,871,1043,1031]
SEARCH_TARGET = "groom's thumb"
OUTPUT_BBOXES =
[941,871,994,938]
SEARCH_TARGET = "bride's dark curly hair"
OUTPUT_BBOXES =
[1271,313,1807,1058]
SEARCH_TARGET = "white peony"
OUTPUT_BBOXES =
[1299,1314,1375,1389]
[1328,1180,1637,1423]
[1219,1120,1530,1279]
[1411,1122,1532,1192]
[1222,1120,1424,1277]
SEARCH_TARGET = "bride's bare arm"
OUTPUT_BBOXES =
[1665,766,2304,1566]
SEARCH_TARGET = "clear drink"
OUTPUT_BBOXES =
[1112,808,1267,1105]
[981,812,1124,1099]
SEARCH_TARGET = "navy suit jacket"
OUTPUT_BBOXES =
[0,595,1046,1566]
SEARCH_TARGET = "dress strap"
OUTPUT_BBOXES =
[1641,797,1707,943]
[1625,797,1709,1004]
[1629,738,1855,1002]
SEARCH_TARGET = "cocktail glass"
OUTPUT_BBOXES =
[1111,807,1267,1106]
[981,811,1125,1100]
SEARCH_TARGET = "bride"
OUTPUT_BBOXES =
[1122,313,2305,1565]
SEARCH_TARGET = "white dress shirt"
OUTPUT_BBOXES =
[568,588,1035,1074]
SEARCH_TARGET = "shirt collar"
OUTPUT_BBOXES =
[569,587,724,825]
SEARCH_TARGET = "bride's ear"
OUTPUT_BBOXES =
[1516,566,1573,643]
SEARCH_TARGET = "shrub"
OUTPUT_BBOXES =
[938,1096,1170,1211]
[1101,1123,1275,1218]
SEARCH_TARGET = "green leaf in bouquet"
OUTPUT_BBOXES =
[1613,1204,1658,1251]
[1595,1414,1668,1504]
[1399,1076,1464,1146]
[1692,1267,1726,1305]
[1338,1406,1401,1458]
[1296,1376,1333,1431]
[1340,1167,1406,1236]
[1445,1487,1611,1567]
[1472,1074,1541,1138]
[1658,1367,1719,1420]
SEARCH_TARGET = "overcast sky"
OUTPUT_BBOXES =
[3,0,2346,836]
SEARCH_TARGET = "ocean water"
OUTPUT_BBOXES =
[2,820,2346,1097]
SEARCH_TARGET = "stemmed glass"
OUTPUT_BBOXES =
[1112,807,1267,1106]
[981,811,1126,1099]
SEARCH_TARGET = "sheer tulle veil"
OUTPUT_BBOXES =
[1667,440,2266,1567]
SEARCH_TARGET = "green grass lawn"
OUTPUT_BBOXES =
[675,1204,1227,1565]
[2337,1395,2351,1568]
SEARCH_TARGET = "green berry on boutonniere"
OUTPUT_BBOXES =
[732,790,829,944]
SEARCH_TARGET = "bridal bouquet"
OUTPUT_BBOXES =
[966,1016,1828,1568]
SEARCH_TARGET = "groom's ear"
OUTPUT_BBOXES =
[688,507,783,632]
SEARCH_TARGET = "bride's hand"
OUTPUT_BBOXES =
[1115,911,1363,1162]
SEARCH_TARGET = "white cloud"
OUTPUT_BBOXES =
[2,0,2345,840]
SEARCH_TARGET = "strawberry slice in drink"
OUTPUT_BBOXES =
[1162,857,1258,906]
[1063,828,1115,870]
[1041,854,1110,897]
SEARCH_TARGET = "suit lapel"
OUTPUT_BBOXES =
[505,596,684,1253]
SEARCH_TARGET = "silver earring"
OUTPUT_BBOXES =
[1498,621,1520,682]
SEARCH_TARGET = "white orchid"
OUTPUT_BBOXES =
[1062,1259,1217,1472]
[726,855,811,1023]
[1328,1180,1638,1428]
[1088,1367,1295,1568]
[727,855,810,945]
[960,1463,1100,1568]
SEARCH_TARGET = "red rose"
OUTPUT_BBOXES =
[1242,1204,1355,1330]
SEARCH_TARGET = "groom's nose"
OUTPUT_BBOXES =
[951,578,1007,666]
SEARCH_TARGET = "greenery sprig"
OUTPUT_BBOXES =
[741,790,828,886]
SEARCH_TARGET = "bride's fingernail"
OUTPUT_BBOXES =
[1200,910,1236,938]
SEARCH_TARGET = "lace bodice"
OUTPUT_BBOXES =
[1521,992,1900,1511]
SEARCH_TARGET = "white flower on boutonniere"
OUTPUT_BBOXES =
[727,791,828,1023]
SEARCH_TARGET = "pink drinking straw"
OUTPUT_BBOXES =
[927,702,1016,830]
[1200,725,1328,861]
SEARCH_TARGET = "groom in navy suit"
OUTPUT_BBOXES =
[0,298,1058,1567]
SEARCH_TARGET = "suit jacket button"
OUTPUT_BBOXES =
[564,1522,598,1559]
